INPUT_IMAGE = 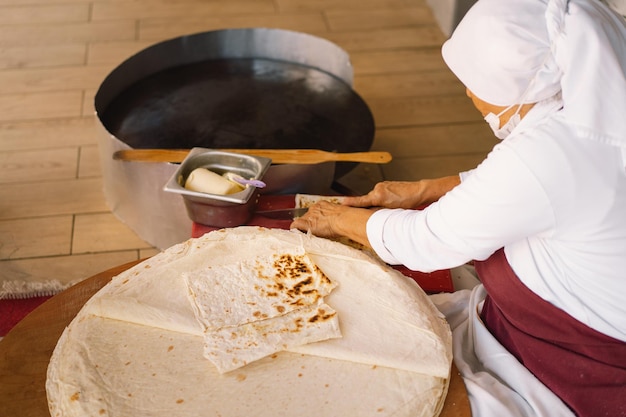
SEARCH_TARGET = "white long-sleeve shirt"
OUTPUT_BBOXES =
[367,104,626,342]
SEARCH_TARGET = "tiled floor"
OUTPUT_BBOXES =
[0,0,497,293]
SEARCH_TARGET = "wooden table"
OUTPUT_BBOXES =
[0,261,471,417]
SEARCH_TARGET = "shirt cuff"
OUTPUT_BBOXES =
[366,209,403,265]
[459,170,474,182]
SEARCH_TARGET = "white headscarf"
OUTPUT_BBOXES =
[442,0,626,151]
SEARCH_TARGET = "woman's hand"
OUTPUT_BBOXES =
[343,176,461,209]
[291,175,460,246]
[290,201,373,248]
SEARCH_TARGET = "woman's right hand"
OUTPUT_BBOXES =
[342,176,461,209]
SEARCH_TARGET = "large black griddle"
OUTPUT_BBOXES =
[94,29,375,249]
[100,57,374,178]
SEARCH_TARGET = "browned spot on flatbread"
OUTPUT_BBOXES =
[273,254,313,281]
[308,310,336,323]
[167,345,174,352]
[99,409,106,415]
[236,373,247,381]
[70,392,80,402]
[293,317,304,329]
[290,277,313,295]
[176,399,184,404]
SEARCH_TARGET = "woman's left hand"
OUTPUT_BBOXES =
[290,201,373,248]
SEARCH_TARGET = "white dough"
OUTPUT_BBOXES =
[46,227,453,417]
[184,168,243,195]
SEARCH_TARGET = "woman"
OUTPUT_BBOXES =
[291,0,626,416]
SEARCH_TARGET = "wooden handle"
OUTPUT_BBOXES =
[112,149,392,165]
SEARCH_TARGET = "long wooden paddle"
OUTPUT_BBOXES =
[112,149,392,164]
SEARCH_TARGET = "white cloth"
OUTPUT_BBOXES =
[429,286,576,417]
[367,99,626,342]
[366,1,626,412]
[442,0,560,106]
[367,0,626,342]
[442,0,626,154]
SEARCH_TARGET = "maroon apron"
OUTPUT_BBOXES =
[475,248,626,417]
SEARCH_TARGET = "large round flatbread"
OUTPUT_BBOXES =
[46,227,452,417]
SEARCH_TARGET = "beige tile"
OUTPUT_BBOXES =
[87,40,157,66]
[350,49,447,76]
[140,247,161,259]
[276,0,419,13]
[0,177,108,220]
[92,0,275,21]
[0,91,83,122]
[0,215,72,259]
[83,89,99,117]
[381,154,488,181]
[0,117,97,152]
[0,147,79,184]
[325,7,435,32]
[367,95,480,128]
[0,0,92,4]
[0,44,86,70]
[0,65,112,95]
[372,123,497,157]
[139,13,328,41]
[78,145,102,178]
[0,4,89,25]
[72,212,152,254]
[0,21,137,47]
[319,27,445,53]
[355,71,465,99]
[0,251,140,287]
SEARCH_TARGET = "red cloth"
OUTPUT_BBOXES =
[191,195,454,294]
[0,296,51,337]
[475,248,626,417]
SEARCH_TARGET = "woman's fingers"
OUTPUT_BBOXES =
[291,202,341,238]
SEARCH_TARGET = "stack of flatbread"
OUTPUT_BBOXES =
[295,193,346,208]
[46,227,452,417]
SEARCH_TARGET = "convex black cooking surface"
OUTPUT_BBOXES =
[100,58,374,176]
[94,29,373,249]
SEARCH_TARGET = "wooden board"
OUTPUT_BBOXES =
[0,261,471,417]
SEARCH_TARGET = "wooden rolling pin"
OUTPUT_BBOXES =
[112,149,392,164]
